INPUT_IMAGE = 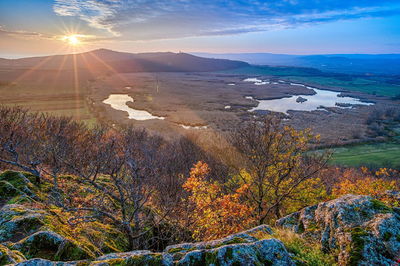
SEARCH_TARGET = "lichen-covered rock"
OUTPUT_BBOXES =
[0,171,37,198]
[277,194,400,265]
[13,258,83,265]
[175,238,293,266]
[88,225,291,265]
[0,244,26,264]
[165,224,272,254]
[0,181,23,203]
[0,204,46,242]
[92,250,165,265]
[12,231,91,262]
[164,224,293,265]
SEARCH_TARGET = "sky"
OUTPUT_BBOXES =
[1,0,400,58]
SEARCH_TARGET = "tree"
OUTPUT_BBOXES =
[183,161,253,241]
[0,106,43,180]
[229,118,329,223]
[64,126,167,250]
[333,167,399,206]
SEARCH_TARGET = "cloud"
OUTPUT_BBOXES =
[52,0,400,40]
[0,26,54,40]
[53,0,121,35]
[0,25,112,44]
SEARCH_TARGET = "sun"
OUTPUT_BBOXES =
[63,35,81,46]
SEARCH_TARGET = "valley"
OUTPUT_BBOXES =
[0,50,399,168]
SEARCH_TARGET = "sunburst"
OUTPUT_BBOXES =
[63,35,81,46]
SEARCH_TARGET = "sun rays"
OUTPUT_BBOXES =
[63,35,81,46]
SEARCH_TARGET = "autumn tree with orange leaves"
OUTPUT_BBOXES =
[229,118,329,223]
[333,167,399,206]
[183,161,254,241]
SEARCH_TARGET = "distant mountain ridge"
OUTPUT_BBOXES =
[0,49,249,73]
[194,52,400,75]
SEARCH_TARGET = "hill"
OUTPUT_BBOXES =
[0,49,249,73]
[0,170,399,265]
[194,52,400,75]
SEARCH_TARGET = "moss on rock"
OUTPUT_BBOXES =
[0,204,46,242]
[0,181,22,201]
[348,227,369,266]
[370,199,393,213]
[12,230,91,261]
[0,244,26,264]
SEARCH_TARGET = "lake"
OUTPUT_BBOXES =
[103,94,165,120]
[249,87,373,114]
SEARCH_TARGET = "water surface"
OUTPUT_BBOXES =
[103,94,165,120]
[249,87,373,114]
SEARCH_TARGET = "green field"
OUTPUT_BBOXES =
[329,142,400,169]
[222,66,400,97]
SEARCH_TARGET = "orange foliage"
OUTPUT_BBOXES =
[333,167,399,206]
[183,161,254,241]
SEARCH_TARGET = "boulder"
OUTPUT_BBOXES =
[0,171,37,206]
[0,181,23,203]
[164,224,272,254]
[173,238,293,266]
[22,225,292,265]
[12,231,90,261]
[92,250,165,265]
[0,204,46,242]
[277,194,400,265]
[164,224,293,265]
[0,244,26,264]
[13,258,82,265]
[0,171,36,197]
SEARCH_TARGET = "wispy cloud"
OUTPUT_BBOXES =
[52,0,400,40]
[0,25,112,44]
[0,26,54,40]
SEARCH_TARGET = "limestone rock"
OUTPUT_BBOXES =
[0,244,26,264]
[12,231,90,261]
[164,224,272,254]
[13,258,82,265]
[0,204,46,242]
[174,238,293,266]
[0,171,37,205]
[277,194,400,265]
[165,224,293,265]
[92,250,165,265]
[13,225,292,265]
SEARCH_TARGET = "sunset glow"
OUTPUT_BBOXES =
[63,35,81,46]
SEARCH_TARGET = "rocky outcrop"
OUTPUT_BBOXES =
[0,204,47,243]
[164,225,291,265]
[12,231,90,261]
[1,171,399,266]
[10,258,81,265]
[0,244,25,264]
[8,225,293,265]
[277,194,400,265]
[0,171,37,206]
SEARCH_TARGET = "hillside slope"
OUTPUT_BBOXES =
[195,52,400,75]
[1,170,399,265]
[0,49,249,73]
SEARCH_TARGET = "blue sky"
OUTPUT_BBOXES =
[1,0,400,57]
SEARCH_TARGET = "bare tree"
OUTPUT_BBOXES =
[0,107,43,181]
[64,126,165,250]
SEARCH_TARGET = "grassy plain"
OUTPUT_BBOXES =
[223,66,400,97]
[329,142,400,169]
[0,69,97,125]
[1,66,400,169]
